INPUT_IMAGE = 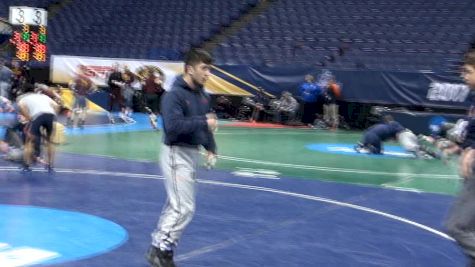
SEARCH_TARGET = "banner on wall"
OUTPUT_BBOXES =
[50,56,470,108]
[216,65,471,109]
[332,70,471,109]
[50,55,253,96]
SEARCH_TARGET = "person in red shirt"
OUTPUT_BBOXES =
[68,65,96,128]
[141,69,164,115]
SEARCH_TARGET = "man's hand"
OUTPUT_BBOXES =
[206,113,218,132]
[205,151,217,170]
[460,148,475,179]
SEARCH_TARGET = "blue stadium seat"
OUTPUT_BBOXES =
[210,0,475,71]
[44,0,257,60]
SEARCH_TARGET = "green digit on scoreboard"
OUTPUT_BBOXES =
[21,32,30,41]
[39,34,47,43]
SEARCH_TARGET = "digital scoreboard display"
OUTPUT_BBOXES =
[8,6,48,62]
[10,24,47,61]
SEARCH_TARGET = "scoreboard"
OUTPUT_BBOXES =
[8,7,48,62]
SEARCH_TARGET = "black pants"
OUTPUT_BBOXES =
[145,93,161,114]
[302,102,317,124]
[362,132,382,154]
[446,178,475,264]
[30,113,55,158]
[109,88,124,111]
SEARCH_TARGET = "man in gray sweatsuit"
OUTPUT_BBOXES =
[147,49,217,267]
[446,49,475,267]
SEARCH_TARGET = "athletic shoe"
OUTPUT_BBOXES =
[354,143,363,153]
[108,113,115,124]
[45,164,55,174]
[146,245,176,267]
[20,165,32,173]
[119,112,127,122]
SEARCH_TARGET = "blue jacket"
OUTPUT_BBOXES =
[299,82,321,103]
[161,76,216,153]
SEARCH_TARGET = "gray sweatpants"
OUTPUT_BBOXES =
[151,145,199,248]
[446,178,475,262]
[323,103,339,127]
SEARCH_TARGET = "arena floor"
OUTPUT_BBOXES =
[0,113,466,266]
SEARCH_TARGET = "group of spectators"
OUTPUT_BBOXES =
[105,63,164,123]
[67,63,165,126]
[299,71,341,129]
[0,58,168,170]
[226,70,341,128]
[239,88,299,125]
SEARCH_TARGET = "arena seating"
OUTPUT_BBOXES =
[46,0,258,60]
[1,0,474,73]
[212,0,475,72]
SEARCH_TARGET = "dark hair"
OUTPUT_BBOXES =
[464,50,475,67]
[184,48,213,67]
[22,83,35,93]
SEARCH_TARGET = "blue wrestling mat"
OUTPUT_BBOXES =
[306,143,415,158]
[0,204,127,266]
[0,154,465,266]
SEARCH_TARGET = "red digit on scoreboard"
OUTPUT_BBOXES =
[20,42,30,52]
[34,43,46,53]
[30,32,38,44]
[10,32,21,45]
[33,43,47,61]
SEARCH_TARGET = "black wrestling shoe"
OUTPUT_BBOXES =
[45,164,55,174]
[146,245,176,267]
[20,164,32,173]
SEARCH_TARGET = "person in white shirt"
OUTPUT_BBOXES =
[17,87,59,172]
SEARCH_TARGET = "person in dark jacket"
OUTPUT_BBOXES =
[107,63,125,123]
[446,50,475,267]
[354,116,405,154]
[322,76,342,130]
[147,49,217,267]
